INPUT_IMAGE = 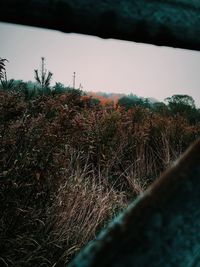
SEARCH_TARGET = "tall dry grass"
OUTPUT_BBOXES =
[0,89,200,266]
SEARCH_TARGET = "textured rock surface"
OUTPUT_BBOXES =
[1,0,200,50]
[69,140,200,267]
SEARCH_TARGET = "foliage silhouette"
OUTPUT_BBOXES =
[34,57,53,93]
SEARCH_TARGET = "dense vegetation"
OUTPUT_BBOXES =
[1,57,200,266]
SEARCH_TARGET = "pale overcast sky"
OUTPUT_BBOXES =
[1,22,200,106]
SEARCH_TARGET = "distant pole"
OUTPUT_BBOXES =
[79,83,83,90]
[41,57,45,92]
[73,72,76,89]
[41,57,45,74]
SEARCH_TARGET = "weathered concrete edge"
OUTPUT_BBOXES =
[1,0,200,51]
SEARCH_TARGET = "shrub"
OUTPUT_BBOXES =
[1,88,200,266]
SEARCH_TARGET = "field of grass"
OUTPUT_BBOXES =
[0,87,200,266]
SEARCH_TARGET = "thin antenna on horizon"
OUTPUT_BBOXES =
[79,83,83,90]
[73,72,76,89]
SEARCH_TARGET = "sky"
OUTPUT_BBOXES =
[1,21,200,106]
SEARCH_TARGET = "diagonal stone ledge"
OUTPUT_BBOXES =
[0,0,200,50]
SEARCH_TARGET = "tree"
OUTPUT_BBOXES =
[34,57,53,93]
[118,94,151,110]
[152,102,169,116]
[53,82,67,94]
[165,94,199,123]
[165,94,195,108]
[118,96,134,109]
[165,94,195,115]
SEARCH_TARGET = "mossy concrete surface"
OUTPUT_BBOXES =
[69,139,200,266]
[0,0,200,50]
